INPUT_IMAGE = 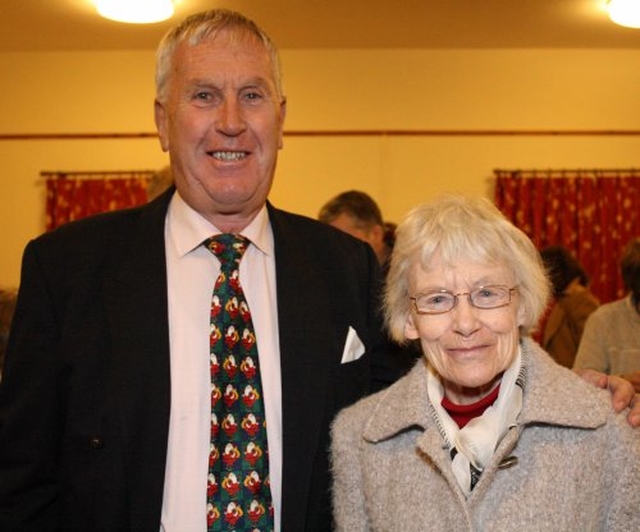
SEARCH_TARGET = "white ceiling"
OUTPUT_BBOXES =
[3,0,640,52]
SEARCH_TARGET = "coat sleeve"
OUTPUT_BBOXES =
[330,407,370,532]
[603,411,640,529]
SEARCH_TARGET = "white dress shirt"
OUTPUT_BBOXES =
[160,192,282,532]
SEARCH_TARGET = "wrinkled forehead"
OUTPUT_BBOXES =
[411,246,516,285]
[178,27,280,93]
[422,241,512,269]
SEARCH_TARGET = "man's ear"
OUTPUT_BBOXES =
[154,99,170,152]
[277,97,287,149]
[370,224,385,246]
[371,224,384,239]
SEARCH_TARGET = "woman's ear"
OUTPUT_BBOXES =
[404,312,420,340]
[517,301,527,329]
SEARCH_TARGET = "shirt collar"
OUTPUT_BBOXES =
[167,191,273,258]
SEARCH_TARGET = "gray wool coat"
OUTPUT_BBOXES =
[330,338,640,531]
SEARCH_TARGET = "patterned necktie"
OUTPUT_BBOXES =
[205,234,273,532]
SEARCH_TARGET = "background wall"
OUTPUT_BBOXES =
[1,48,639,286]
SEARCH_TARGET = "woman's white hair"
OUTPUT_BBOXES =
[384,194,551,343]
[155,9,284,104]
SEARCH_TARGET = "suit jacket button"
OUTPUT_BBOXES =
[88,436,104,449]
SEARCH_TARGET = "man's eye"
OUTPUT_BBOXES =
[243,91,263,101]
[195,92,211,100]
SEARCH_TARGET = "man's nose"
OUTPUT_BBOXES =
[215,99,247,135]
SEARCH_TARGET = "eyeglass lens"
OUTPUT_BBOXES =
[413,286,512,314]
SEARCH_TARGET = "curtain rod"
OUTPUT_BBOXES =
[494,168,640,177]
[4,129,640,141]
[41,170,156,178]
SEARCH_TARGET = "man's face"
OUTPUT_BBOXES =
[155,29,286,229]
[328,212,372,242]
[328,212,386,263]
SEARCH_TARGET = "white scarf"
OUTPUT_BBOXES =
[427,346,524,495]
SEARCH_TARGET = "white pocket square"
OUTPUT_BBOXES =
[341,326,366,364]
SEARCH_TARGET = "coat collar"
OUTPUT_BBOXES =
[362,338,609,444]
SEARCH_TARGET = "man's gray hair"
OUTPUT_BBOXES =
[155,9,284,103]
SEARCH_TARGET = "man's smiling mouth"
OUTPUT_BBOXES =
[209,151,248,161]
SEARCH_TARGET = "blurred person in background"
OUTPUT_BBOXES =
[319,190,393,274]
[575,237,640,392]
[540,245,600,368]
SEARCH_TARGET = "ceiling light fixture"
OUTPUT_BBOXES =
[607,0,640,28]
[95,0,175,24]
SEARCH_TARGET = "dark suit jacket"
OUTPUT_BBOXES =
[0,189,396,532]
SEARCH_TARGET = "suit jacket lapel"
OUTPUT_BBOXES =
[268,205,336,529]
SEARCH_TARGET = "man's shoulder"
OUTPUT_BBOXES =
[26,195,169,275]
[586,297,626,323]
[567,288,600,309]
[36,193,169,247]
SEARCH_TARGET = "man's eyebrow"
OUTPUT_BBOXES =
[184,78,218,90]
[240,76,274,90]
[184,76,273,91]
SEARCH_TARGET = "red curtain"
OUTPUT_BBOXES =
[45,171,153,231]
[494,169,640,304]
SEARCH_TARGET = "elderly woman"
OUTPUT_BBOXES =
[331,195,639,531]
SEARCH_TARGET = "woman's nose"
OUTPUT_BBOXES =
[450,296,481,336]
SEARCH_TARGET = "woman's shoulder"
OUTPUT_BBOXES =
[524,340,613,424]
[332,387,387,431]
[332,362,430,443]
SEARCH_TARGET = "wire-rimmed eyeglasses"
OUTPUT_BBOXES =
[410,285,518,315]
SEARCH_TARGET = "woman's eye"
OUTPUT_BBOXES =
[427,295,449,306]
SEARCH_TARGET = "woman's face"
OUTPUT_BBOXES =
[404,250,525,404]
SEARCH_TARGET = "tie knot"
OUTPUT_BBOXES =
[206,234,249,268]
